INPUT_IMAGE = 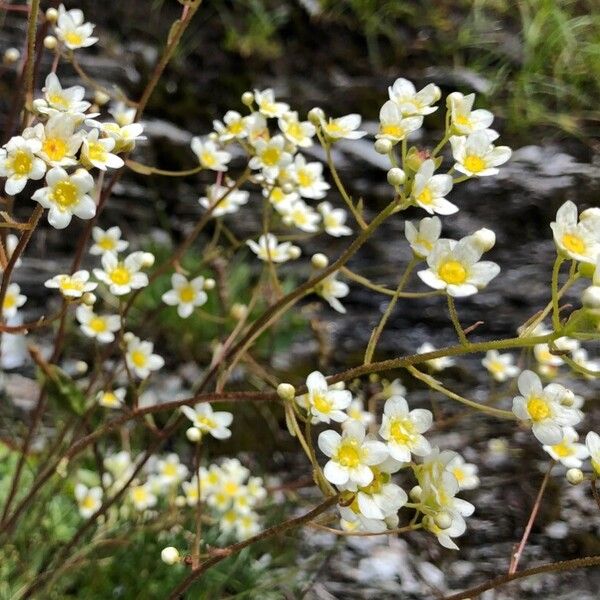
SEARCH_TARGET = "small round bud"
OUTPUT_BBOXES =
[175,495,186,507]
[81,292,96,306]
[578,262,596,279]
[277,383,296,402]
[470,228,496,252]
[409,485,422,502]
[45,7,59,22]
[311,253,329,269]
[560,389,575,407]
[281,182,295,195]
[307,107,325,125]
[161,546,180,565]
[186,427,201,443]
[387,167,406,187]
[288,246,301,260]
[374,138,393,155]
[3,48,20,65]
[43,35,58,50]
[241,91,254,107]
[434,511,453,530]
[123,331,135,343]
[75,360,88,375]
[208,132,218,142]
[446,91,463,110]
[94,90,110,106]
[230,303,248,320]
[566,468,584,485]
[203,278,215,290]
[142,252,155,268]
[582,286,600,310]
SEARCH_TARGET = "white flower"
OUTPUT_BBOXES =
[423,508,468,551]
[315,272,349,313]
[156,453,189,488]
[32,167,95,229]
[249,135,293,179]
[93,251,149,295]
[191,137,231,171]
[388,78,441,116]
[213,110,247,141]
[512,370,582,444]
[76,305,120,342]
[355,467,408,521]
[81,129,124,171]
[44,270,97,299]
[129,483,157,511]
[405,216,442,258]
[243,112,269,145]
[199,181,249,217]
[97,388,126,409]
[321,113,366,140]
[586,432,600,475]
[33,113,82,167]
[318,421,388,491]
[296,371,352,424]
[181,403,233,440]
[482,350,520,382]
[344,397,375,428]
[92,121,145,153]
[550,201,600,264]
[0,136,46,195]
[376,100,423,143]
[279,111,316,147]
[290,154,329,199]
[449,92,494,135]
[543,427,589,468]
[90,226,129,256]
[109,101,136,127]
[246,233,300,264]
[266,185,298,214]
[450,132,511,177]
[534,343,563,368]
[418,237,500,297]
[75,483,102,518]
[318,201,351,237]
[161,273,208,318]
[235,512,261,540]
[411,159,456,215]
[417,342,455,371]
[32,73,90,116]
[125,334,164,379]
[281,199,321,233]
[55,4,98,49]
[379,396,432,462]
[2,283,26,318]
[446,454,480,490]
[254,88,290,118]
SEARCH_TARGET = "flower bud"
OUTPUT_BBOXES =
[409,485,422,502]
[582,286,600,310]
[203,278,216,290]
[123,331,135,343]
[142,252,155,268]
[446,91,463,110]
[277,383,296,402]
[311,253,329,269]
[288,246,301,260]
[45,7,59,22]
[230,303,248,320]
[470,228,496,252]
[94,90,110,106]
[3,48,20,64]
[431,84,442,102]
[161,546,180,565]
[208,132,218,142]
[43,35,58,50]
[281,182,295,194]
[374,138,393,155]
[75,360,88,375]
[566,468,584,485]
[560,389,575,407]
[577,262,595,279]
[186,427,201,443]
[81,292,96,306]
[175,495,186,507]
[434,511,453,530]
[241,91,254,106]
[387,167,406,187]
[307,107,325,126]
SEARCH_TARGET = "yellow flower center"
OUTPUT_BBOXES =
[59,277,85,294]
[361,469,388,495]
[417,187,433,205]
[453,467,465,483]
[64,31,84,46]
[48,92,69,108]
[336,440,360,468]
[324,213,338,229]
[51,180,78,209]
[527,395,550,422]
[162,463,178,477]
[227,121,244,135]
[109,265,132,286]
[286,122,303,141]
[297,170,313,188]
[81,495,96,510]
[551,441,573,458]
[87,141,106,163]
[488,361,506,375]
[224,481,239,496]
[463,155,486,173]
[89,317,107,333]
[130,350,147,368]
[389,418,415,445]
[324,121,346,135]
[261,147,281,167]
[98,237,116,251]
[3,294,16,310]
[592,459,600,476]
[197,416,216,430]
[43,137,68,162]
[561,233,585,255]
[101,392,119,406]
[380,123,405,138]
[200,151,216,167]
[10,150,32,176]
[312,392,332,414]
[132,487,148,503]
[415,236,433,251]
[455,114,471,126]
[178,284,196,303]
[438,260,467,284]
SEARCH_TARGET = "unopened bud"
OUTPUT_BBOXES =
[277,383,296,402]
[186,427,201,443]
[311,253,329,269]
[582,286,600,310]
[434,511,453,530]
[446,91,463,110]
[123,331,135,343]
[374,138,393,155]
[230,303,248,320]
[566,468,584,485]
[560,389,575,407]
[203,278,215,290]
[81,292,96,306]
[3,48,20,64]
[241,91,254,107]
[175,495,186,507]
[288,246,301,260]
[94,90,110,106]
[409,485,422,502]
[75,360,88,375]
[578,262,596,279]
[387,167,406,187]
[281,182,295,195]
[161,546,180,565]
[142,252,155,268]
[45,7,58,22]
[208,132,218,142]
[470,228,496,252]
[307,107,325,126]
[43,35,58,50]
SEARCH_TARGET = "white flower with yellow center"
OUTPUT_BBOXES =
[315,272,350,313]
[534,342,563,368]
[235,512,261,540]
[213,110,247,141]
[296,371,352,424]
[319,421,388,491]
[247,476,267,502]
[32,167,95,229]
[388,78,441,116]
[290,154,329,199]
[103,451,133,488]
[93,251,149,295]
[318,201,352,237]
[246,233,300,264]
[76,305,120,343]
[278,111,316,147]
[281,199,320,233]
[411,159,455,215]
[543,427,589,468]
[450,132,511,177]
[446,454,480,490]
[254,88,290,118]
[90,226,128,256]
[32,73,91,116]
[97,388,126,409]
[355,466,408,522]
[243,112,269,145]
[417,342,455,371]
[199,464,223,496]
[75,483,102,518]
[181,403,233,440]
[161,273,208,318]
[550,201,600,264]
[2,283,26,318]
[586,432,600,475]
[44,270,97,299]
[379,396,432,462]
[249,135,292,179]
[422,507,467,551]
[55,4,98,49]
[191,137,231,171]
[320,113,366,140]
[33,113,82,167]
[512,370,582,444]
[125,334,164,379]
[405,216,442,258]
[109,101,136,127]
[91,121,145,153]
[199,181,249,217]
[376,100,423,143]
[182,477,201,506]
[81,129,124,171]
[418,237,500,297]
[156,453,189,489]
[264,185,298,214]
[129,483,157,511]
[448,92,494,135]
[0,136,46,195]
[481,350,520,382]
